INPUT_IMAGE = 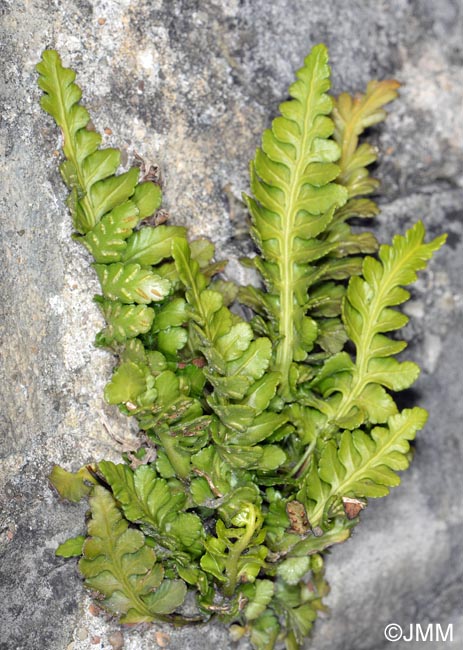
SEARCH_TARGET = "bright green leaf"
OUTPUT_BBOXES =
[56,535,86,557]
[96,299,155,344]
[132,182,162,218]
[244,579,275,621]
[123,226,187,265]
[104,361,147,404]
[157,327,188,356]
[94,262,171,304]
[277,556,311,585]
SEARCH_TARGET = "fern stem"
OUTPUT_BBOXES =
[274,78,318,400]
[289,440,316,478]
[223,505,258,597]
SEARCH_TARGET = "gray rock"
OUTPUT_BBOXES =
[0,1,462,649]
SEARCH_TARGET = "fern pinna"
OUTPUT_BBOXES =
[37,45,445,650]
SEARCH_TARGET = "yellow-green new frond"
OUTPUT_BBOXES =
[36,50,146,235]
[332,79,400,197]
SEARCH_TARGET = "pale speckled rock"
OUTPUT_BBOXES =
[1,1,462,649]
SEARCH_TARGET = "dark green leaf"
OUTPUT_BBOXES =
[49,465,96,502]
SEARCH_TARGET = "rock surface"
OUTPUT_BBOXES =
[1,1,462,649]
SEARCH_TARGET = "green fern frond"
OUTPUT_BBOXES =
[316,79,401,266]
[306,221,446,428]
[300,79,401,358]
[56,535,86,558]
[332,79,400,197]
[244,44,348,398]
[37,50,147,234]
[173,239,287,468]
[122,225,187,265]
[79,486,187,623]
[98,462,205,557]
[80,201,141,263]
[200,503,267,596]
[49,465,97,502]
[302,407,427,527]
[80,186,162,262]
[36,49,177,360]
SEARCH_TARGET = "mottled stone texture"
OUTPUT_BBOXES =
[1,1,462,649]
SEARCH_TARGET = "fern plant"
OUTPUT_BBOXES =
[37,45,445,650]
